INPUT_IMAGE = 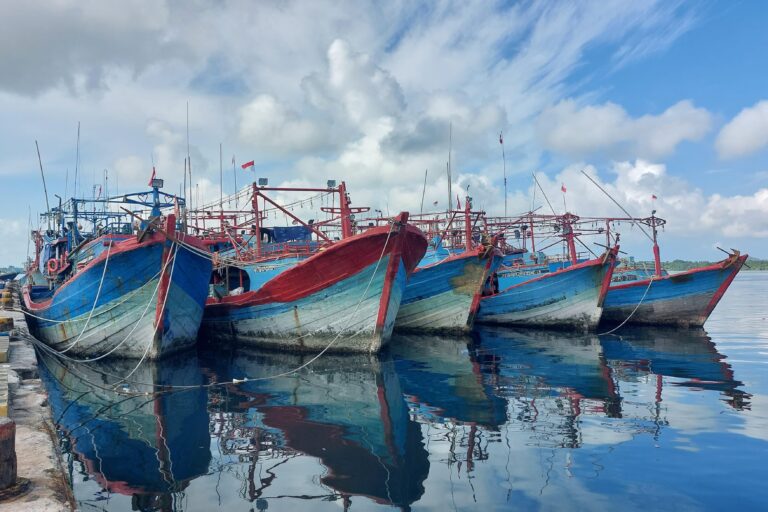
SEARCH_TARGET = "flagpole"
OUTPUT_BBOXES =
[420,168,428,215]
[562,184,567,214]
[232,154,237,209]
[500,131,507,217]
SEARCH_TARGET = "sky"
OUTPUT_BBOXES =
[1,0,767,266]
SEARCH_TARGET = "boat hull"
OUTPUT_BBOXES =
[602,254,747,327]
[201,220,427,354]
[394,248,498,333]
[476,251,616,329]
[23,231,212,359]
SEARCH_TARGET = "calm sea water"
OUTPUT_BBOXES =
[38,272,768,511]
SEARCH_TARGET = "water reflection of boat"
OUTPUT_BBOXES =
[200,347,429,509]
[389,334,508,428]
[600,326,750,409]
[474,326,621,413]
[37,349,211,502]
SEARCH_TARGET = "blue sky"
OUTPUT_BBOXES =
[1,0,767,266]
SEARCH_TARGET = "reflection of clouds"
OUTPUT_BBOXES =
[579,418,635,446]
[729,393,768,442]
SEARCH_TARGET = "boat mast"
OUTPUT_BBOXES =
[464,193,472,250]
[252,182,261,258]
[651,213,662,277]
[35,140,52,229]
[339,181,352,239]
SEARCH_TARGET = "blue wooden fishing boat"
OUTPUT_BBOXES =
[394,198,501,333]
[198,183,427,354]
[477,212,619,330]
[22,179,212,359]
[601,214,748,327]
[602,251,747,327]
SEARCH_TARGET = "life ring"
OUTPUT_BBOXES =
[47,258,60,274]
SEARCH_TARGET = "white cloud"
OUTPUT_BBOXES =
[716,100,768,159]
[530,160,768,245]
[238,95,330,156]
[0,1,757,265]
[536,100,712,159]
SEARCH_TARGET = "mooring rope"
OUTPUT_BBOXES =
[60,239,113,353]
[31,243,179,364]
[28,221,399,394]
[597,276,655,336]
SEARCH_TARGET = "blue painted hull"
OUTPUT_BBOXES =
[477,260,611,329]
[24,237,212,359]
[602,256,746,327]
[202,256,408,353]
[395,250,497,333]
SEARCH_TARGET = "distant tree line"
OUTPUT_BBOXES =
[636,258,768,271]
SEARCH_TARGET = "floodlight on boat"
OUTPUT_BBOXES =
[258,178,268,186]
[327,180,337,188]
[151,178,164,189]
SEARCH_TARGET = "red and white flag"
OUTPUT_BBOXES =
[561,183,567,193]
[148,166,156,186]
[241,160,255,170]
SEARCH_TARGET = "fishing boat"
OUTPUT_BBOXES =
[198,181,427,353]
[394,196,501,333]
[601,214,748,327]
[22,178,212,359]
[477,213,618,329]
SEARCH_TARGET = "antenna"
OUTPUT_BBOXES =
[219,142,223,210]
[420,169,428,214]
[500,131,507,216]
[35,140,51,228]
[447,122,452,212]
[74,121,80,198]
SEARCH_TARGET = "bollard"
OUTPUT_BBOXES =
[0,317,13,332]
[0,417,16,490]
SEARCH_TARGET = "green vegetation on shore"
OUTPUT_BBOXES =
[635,258,768,271]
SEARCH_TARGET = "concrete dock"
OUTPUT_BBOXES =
[0,297,74,511]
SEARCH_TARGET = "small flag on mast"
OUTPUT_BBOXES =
[148,166,156,186]
[652,194,658,200]
[561,183,567,193]
[241,160,255,170]
[499,132,503,145]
